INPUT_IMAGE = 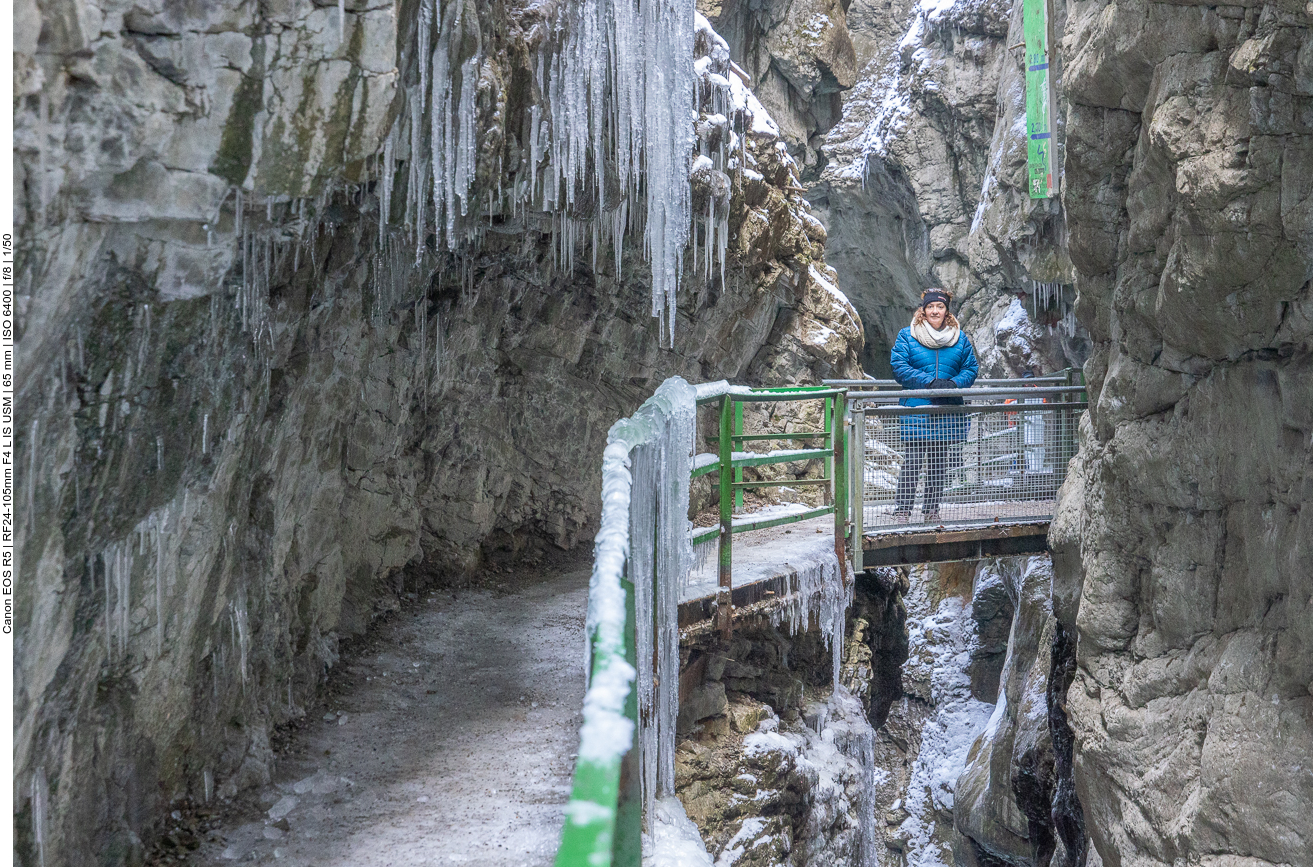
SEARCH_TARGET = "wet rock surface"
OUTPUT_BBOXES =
[836,558,1084,867]
[668,610,881,866]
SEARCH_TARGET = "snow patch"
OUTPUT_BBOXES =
[895,565,996,866]
[644,796,715,867]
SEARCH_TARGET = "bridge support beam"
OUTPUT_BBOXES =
[860,522,1050,567]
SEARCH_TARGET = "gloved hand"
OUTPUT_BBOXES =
[928,378,964,406]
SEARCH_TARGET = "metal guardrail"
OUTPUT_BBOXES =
[557,379,853,866]
[691,383,849,638]
[824,375,1072,388]
[833,370,1086,572]
[555,378,696,867]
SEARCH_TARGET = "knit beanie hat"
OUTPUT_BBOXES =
[921,289,951,309]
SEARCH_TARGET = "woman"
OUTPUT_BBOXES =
[890,288,979,522]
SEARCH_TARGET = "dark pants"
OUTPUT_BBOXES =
[896,439,948,515]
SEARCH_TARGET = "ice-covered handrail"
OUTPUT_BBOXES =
[556,377,696,867]
[693,380,755,401]
[559,379,856,865]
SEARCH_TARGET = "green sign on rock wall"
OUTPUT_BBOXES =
[1024,0,1058,198]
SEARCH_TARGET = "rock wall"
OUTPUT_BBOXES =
[11,2,862,864]
[673,613,879,867]
[697,0,858,175]
[673,558,1088,867]
[952,558,1086,867]
[707,0,1090,376]
[1049,1,1313,865]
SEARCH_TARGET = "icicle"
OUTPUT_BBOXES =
[233,590,250,686]
[31,768,48,867]
[379,126,396,246]
[409,90,426,255]
[101,553,112,663]
[338,0,346,43]
[27,419,38,531]
[155,435,163,472]
[118,543,131,659]
[35,90,50,225]
[430,5,452,248]
[433,310,443,388]
[155,513,165,656]
[202,413,209,455]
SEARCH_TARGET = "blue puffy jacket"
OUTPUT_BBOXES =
[890,326,979,441]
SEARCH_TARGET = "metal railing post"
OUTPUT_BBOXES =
[852,408,864,574]
[733,400,744,511]
[823,396,834,505]
[832,392,848,579]
[717,395,734,639]
[613,565,642,864]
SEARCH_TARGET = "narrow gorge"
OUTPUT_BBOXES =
[11,0,1311,866]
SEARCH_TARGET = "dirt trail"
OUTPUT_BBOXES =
[191,568,589,866]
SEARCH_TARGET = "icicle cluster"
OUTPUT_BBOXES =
[374,0,698,343]
[769,548,854,688]
[30,767,48,867]
[689,13,791,294]
[826,688,879,867]
[224,3,794,354]
[1027,279,1078,337]
[96,500,192,668]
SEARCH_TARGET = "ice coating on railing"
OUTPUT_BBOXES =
[574,376,696,826]
[693,380,757,400]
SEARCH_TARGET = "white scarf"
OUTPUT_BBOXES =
[911,319,960,349]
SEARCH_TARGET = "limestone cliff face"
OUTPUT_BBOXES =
[673,619,879,867]
[11,2,860,864]
[713,0,1090,376]
[1049,1,1313,865]
[698,0,858,173]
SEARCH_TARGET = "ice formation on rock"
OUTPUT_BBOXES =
[643,796,716,867]
[388,0,698,342]
[770,545,854,689]
[894,564,996,866]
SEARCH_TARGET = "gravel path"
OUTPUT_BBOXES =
[191,568,589,867]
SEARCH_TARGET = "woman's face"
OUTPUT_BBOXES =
[924,301,947,329]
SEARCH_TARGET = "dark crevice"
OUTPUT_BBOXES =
[1047,620,1087,867]
[851,568,909,729]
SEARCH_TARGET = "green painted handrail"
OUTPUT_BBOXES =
[558,381,853,865]
[694,385,849,638]
[556,378,696,867]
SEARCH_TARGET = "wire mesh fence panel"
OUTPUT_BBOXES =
[859,397,1081,531]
